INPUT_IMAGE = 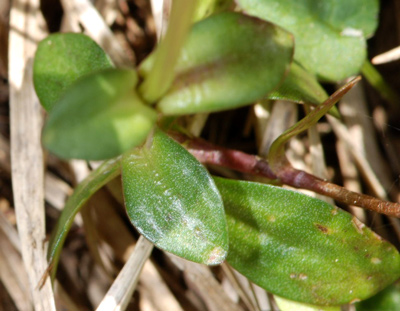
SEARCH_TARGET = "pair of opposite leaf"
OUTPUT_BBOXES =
[34,12,293,160]
[34,6,400,309]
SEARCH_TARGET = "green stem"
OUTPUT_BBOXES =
[361,59,400,109]
[139,0,198,103]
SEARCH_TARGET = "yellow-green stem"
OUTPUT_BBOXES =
[140,0,198,103]
[361,59,400,108]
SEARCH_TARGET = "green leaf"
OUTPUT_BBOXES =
[214,177,400,306]
[122,129,228,264]
[48,158,121,277]
[236,0,379,81]
[34,33,113,111]
[356,282,400,311]
[43,69,157,160]
[140,12,294,115]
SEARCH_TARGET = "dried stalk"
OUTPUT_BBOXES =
[96,236,153,311]
[9,0,56,309]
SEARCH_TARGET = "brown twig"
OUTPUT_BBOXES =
[169,131,400,218]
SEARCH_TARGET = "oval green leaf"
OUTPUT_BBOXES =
[122,130,228,264]
[43,69,157,160]
[237,0,379,81]
[34,33,113,111]
[214,177,400,306]
[48,158,121,277]
[140,12,293,115]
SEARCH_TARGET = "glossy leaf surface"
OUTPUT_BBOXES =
[34,33,113,111]
[43,69,157,160]
[140,12,293,115]
[48,158,121,276]
[237,0,379,81]
[122,130,228,264]
[215,177,400,306]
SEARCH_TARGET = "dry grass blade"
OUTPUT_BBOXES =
[150,0,170,40]
[221,263,258,311]
[0,228,32,311]
[169,256,244,311]
[258,100,298,158]
[328,115,388,200]
[305,105,334,205]
[96,236,154,311]
[338,80,393,191]
[8,0,56,309]
[371,46,400,64]
[0,202,20,252]
[336,139,367,222]
[139,261,184,311]
[45,173,73,211]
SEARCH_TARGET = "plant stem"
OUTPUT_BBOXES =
[277,166,400,217]
[361,59,400,110]
[139,0,197,103]
[169,131,400,218]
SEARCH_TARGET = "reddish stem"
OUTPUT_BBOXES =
[169,131,400,218]
[278,166,400,217]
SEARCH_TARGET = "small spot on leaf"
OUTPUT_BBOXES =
[206,246,227,265]
[289,273,307,280]
[341,28,363,37]
[314,223,330,234]
[298,273,308,280]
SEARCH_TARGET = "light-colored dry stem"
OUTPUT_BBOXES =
[9,0,56,309]
[96,236,153,311]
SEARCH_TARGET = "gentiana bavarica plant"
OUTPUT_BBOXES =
[33,0,400,309]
